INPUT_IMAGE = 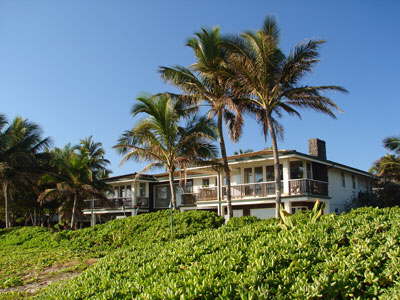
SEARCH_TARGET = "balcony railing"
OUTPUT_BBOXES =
[196,179,328,202]
[288,179,328,196]
[84,197,149,210]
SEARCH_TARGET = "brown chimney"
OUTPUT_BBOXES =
[308,139,326,160]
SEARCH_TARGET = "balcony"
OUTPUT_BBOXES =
[196,179,328,202]
[84,197,149,210]
[288,179,328,196]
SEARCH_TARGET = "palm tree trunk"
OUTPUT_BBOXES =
[3,182,9,228]
[71,193,77,229]
[168,170,177,209]
[266,114,282,219]
[217,111,232,220]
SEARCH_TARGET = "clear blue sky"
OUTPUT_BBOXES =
[0,0,398,175]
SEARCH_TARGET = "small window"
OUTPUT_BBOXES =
[139,183,146,197]
[352,175,356,189]
[202,178,210,187]
[341,172,346,188]
[290,161,304,179]
[265,165,283,181]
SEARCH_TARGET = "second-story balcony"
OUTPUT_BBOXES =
[83,196,149,210]
[196,179,328,202]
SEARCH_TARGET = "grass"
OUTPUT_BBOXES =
[0,210,223,298]
[2,207,400,299]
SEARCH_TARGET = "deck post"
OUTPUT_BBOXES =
[217,170,222,216]
[282,160,290,195]
[284,201,292,214]
[132,181,138,216]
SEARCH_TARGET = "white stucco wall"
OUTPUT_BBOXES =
[328,168,371,213]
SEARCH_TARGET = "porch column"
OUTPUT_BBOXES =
[284,201,292,214]
[131,181,138,216]
[216,171,222,216]
[282,160,290,195]
[90,212,96,226]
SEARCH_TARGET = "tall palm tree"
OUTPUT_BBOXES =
[370,154,400,183]
[0,116,51,228]
[75,136,111,178]
[115,93,217,209]
[159,27,243,219]
[383,136,400,154]
[222,16,347,217]
[39,146,107,229]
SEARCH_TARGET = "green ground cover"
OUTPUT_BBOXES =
[0,210,223,299]
[2,207,400,299]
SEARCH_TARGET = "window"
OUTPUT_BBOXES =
[244,168,253,183]
[139,183,146,197]
[202,178,210,187]
[126,185,132,198]
[290,161,304,179]
[255,167,263,182]
[352,175,356,189]
[265,165,283,181]
[306,162,312,179]
[341,172,346,188]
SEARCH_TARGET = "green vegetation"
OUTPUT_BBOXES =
[2,208,400,299]
[0,210,223,298]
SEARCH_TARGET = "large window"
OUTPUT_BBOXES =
[244,168,253,184]
[139,183,146,197]
[155,185,170,208]
[265,165,283,181]
[202,178,210,187]
[255,167,263,182]
[290,161,304,179]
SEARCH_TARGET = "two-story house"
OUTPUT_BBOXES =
[83,139,373,224]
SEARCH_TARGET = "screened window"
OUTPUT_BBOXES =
[265,165,283,181]
[255,167,263,182]
[126,185,132,198]
[244,168,253,183]
[290,161,304,179]
[139,183,146,197]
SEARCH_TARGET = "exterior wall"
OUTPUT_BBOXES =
[328,168,371,213]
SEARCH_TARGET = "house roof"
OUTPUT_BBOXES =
[105,148,373,182]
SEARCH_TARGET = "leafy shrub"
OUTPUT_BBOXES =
[0,210,223,291]
[226,216,260,228]
[36,207,400,299]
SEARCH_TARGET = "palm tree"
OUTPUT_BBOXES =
[222,16,347,217]
[0,116,51,228]
[39,146,108,229]
[233,149,254,155]
[115,93,217,209]
[159,27,243,219]
[370,154,400,183]
[75,136,111,178]
[383,136,400,154]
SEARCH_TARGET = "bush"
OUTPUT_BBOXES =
[36,207,400,299]
[225,215,260,228]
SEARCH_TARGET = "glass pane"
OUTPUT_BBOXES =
[290,161,304,179]
[255,167,263,182]
[126,185,131,198]
[265,165,283,181]
[244,168,253,183]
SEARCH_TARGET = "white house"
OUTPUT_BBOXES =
[83,139,373,224]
